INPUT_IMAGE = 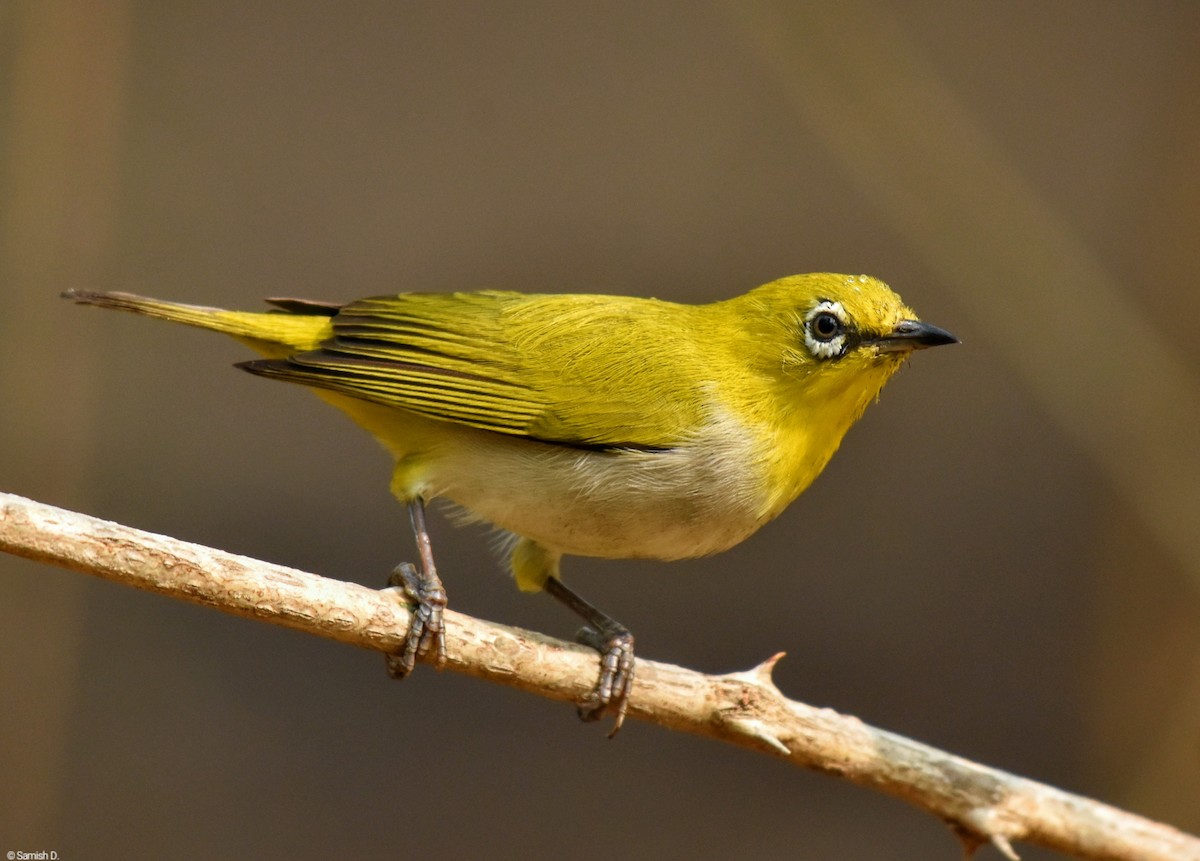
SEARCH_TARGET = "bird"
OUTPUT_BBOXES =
[65,272,956,733]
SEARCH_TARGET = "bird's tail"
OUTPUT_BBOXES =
[63,290,336,356]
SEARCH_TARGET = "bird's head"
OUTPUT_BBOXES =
[734,272,957,422]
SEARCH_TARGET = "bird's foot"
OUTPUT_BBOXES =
[384,561,448,678]
[575,623,635,737]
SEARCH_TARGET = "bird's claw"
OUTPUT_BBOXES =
[385,561,448,678]
[575,625,635,736]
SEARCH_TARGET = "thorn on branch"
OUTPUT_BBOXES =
[751,650,786,687]
[724,716,791,755]
[991,834,1020,861]
[956,808,1021,860]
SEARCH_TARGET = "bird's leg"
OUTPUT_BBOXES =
[542,576,635,736]
[384,498,448,678]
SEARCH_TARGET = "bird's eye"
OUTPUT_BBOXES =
[803,300,851,360]
[810,311,841,341]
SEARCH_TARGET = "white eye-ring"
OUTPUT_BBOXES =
[804,300,849,360]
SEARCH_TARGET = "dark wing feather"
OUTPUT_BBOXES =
[264,297,345,316]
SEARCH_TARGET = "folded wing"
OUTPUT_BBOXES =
[239,290,706,450]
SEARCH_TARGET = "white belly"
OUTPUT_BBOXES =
[427,424,769,561]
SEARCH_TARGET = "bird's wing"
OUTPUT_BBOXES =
[239,290,707,450]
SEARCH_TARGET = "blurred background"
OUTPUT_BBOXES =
[3,1,1199,858]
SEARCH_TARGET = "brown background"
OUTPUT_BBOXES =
[3,2,1199,858]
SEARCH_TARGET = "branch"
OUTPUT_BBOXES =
[2,491,1196,861]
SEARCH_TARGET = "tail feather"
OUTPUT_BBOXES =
[63,289,333,355]
[64,290,227,325]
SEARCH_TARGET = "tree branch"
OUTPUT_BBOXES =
[2,491,1196,861]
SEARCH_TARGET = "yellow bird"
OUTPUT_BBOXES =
[65,273,956,732]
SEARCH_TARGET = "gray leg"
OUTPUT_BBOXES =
[384,499,448,678]
[542,576,635,736]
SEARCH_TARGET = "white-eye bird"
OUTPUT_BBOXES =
[65,272,956,732]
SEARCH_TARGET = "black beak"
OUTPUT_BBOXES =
[871,319,959,353]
